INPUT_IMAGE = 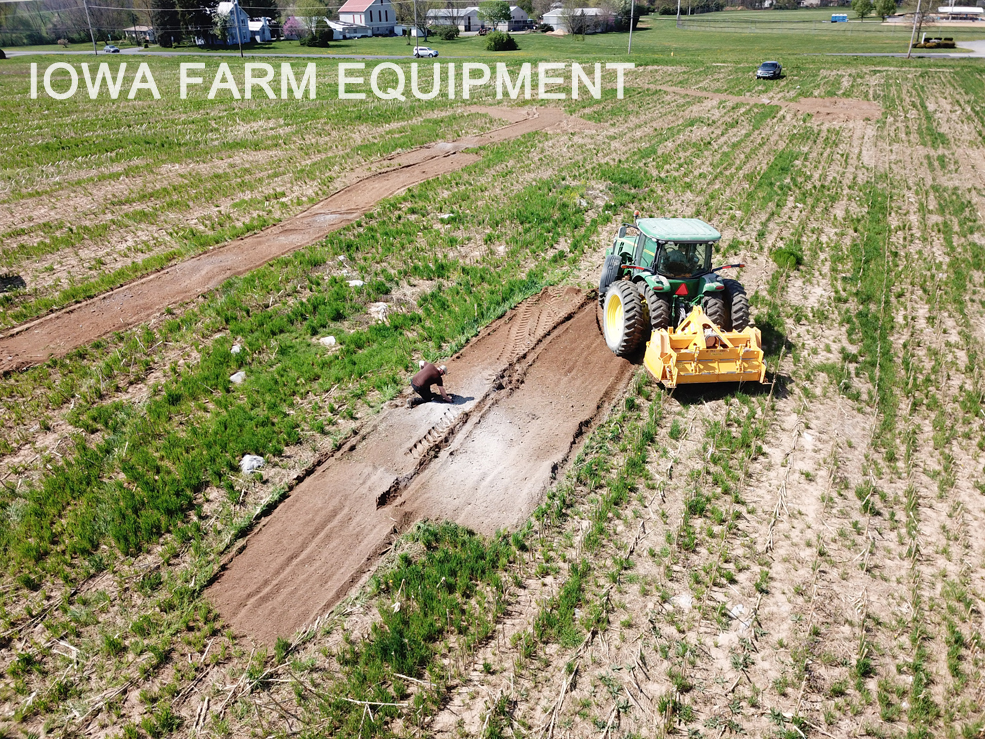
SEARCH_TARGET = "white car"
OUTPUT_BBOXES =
[413,46,438,58]
[103,44,121,53]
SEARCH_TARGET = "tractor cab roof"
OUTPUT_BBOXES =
[636,218,721,243]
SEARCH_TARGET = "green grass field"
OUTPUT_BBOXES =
[1,21,985,739]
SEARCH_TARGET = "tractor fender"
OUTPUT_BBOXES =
[699,274,726,295]
[639,273,670,293]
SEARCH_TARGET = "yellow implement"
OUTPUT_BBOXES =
[643,306,766,388]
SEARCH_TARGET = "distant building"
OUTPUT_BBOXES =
[502,5,530,31]
[249,17,272,42]
[214,1,251,45]
[327,19,373,38]
[338,0,397,35]
[936,5,983,18]
[427,5,530,31]
[427,6,481,30]
[542,6,614,34]
[122,25,156,43]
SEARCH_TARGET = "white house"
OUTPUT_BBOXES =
[123,24,156,43]
[427,5,528,31]
[214,1,251,44]
[502,5,530,31]
[427,6,481,30]
[327,18,372,38]
[542,6,613,33]
[249,17,272,42]
[338,0,397,35]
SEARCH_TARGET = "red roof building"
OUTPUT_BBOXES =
[338,0,396,35]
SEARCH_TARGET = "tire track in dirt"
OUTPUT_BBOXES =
[0,107,594,375]
[207,288,633,644]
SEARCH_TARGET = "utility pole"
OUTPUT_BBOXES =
[627,0,635,52]
[82,0,97,54]
[413,0,418,49]
[233,0,244,58]
[906,0,922,58]
[676,0,681,27]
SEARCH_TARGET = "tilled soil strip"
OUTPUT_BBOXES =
[0,107,583,375]
[657,85,882,122]
[207,288,634,644]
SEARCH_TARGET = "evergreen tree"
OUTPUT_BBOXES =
[176,0,218,41]
[151,0,182,45]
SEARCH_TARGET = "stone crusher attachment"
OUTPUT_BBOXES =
[642,305,765,387]
[597,215,768,388]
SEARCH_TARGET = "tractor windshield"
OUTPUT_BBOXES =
[655,242,713,278]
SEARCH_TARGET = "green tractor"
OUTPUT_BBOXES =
[598,217,750,358]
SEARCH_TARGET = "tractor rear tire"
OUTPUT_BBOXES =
[642,283,671,332]
[723,279,750,331]
[603,280,646,357]
[598,255,621,307]
[702,295,728,330]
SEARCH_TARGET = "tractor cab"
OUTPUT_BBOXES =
[633,217,721,280]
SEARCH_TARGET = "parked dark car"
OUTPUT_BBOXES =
[756,61,782,79]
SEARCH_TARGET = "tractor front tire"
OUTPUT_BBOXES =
[702,294,728,330]
[598,255,622,307]
[642,283,671,332]
[603,280,646,357]
[723,279,750,331]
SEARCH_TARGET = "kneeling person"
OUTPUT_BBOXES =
[410,362,450,406]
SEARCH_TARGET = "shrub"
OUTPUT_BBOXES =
[771,247,803,270]
[57,38,70,47]
[0,49,5,60]
[300,20,332,47]
[432,24,459,40]
[485,30,518,51]
[659,0,721,12]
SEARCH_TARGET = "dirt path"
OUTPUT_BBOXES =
[0,107,588,375]
[657,85,882,122]
[207,288,634,644]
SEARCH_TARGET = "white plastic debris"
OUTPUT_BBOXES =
[338,255,347,262]
[230,371,246,385]
[438,213,454,220]
[231,343,242,354]
[240,454,265,474]
[418,359,426,368]
[368,302,389,323]
[347,279,364,287]
[671,593,694,612]
[392,601,401,613]
[319,335,337,348]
